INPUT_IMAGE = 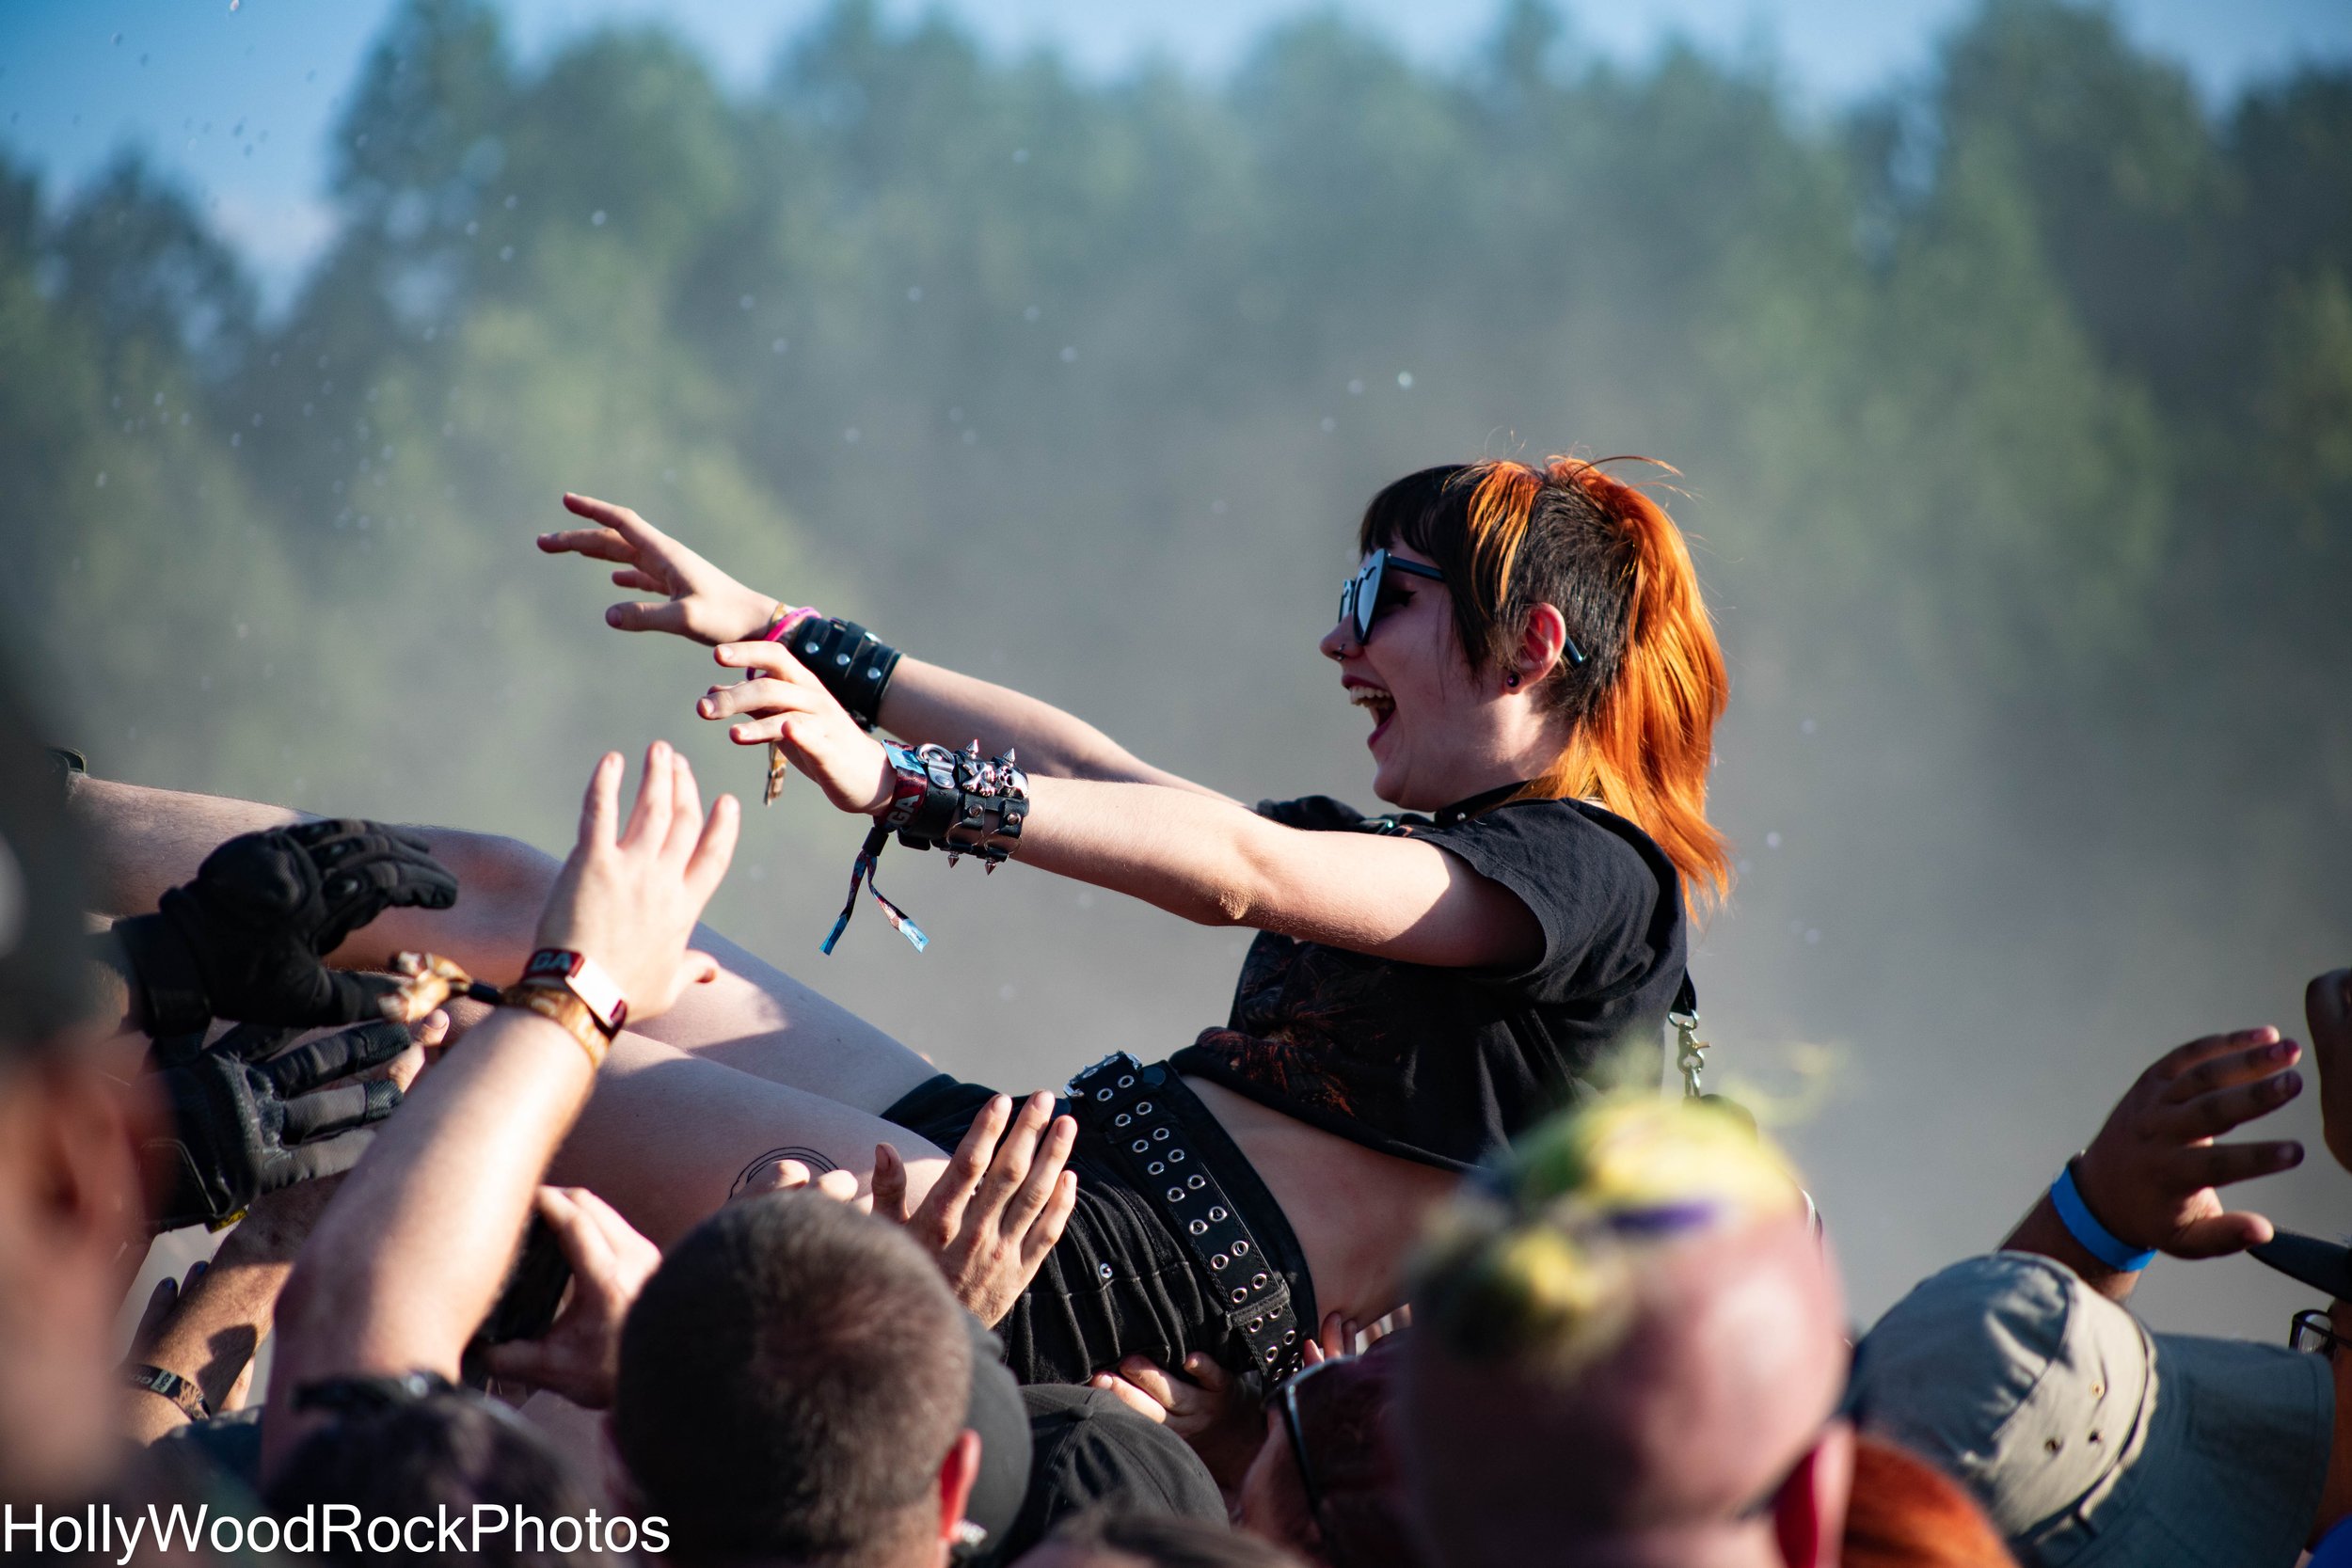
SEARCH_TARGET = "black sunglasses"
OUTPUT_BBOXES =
[1337,549,1446,645]
[2292,1308,2348,1357]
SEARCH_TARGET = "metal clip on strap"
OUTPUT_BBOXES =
[1067,1053,1304,1385]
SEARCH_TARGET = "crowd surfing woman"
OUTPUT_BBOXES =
[534,455,1730,1389]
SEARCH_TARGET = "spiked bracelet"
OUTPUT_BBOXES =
[880,741,1030,862]
[779,615,903,732]
[821,741,1028,956]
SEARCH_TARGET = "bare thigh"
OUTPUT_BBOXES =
[547,1034,951,1248]
[66,779,940,1116]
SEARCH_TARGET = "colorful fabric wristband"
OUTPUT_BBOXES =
[2049,1163,2157,1273]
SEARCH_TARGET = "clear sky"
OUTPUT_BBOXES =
[5,0,2349,308]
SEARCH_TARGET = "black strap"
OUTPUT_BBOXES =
[124,1362,212,1422]
[1067,1054,1304,1386]
[783,617,903,730]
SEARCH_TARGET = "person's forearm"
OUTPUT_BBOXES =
[1011,775,1534,967]
[262,1008,594,1475]
[123,1197,316,1442]
[878,657,1224,797]
[2000,1196,2140,1303]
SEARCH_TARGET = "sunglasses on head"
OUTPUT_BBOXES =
[1337,549,1447,645]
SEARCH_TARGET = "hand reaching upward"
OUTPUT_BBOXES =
[539,493,788,646]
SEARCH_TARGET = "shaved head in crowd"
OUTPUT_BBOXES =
[1399,1099,1851,1568]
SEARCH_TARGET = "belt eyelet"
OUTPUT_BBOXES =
[1209,1206,1228,1222]
[1136,1101,1153,1116]
[1115,1113,1132,1127]
[1131,1139,1149,1154]
[1189,1220,1208,1236]
[1147,1162,1166,1176]
[1231,1287,1248,1304]
[1247,1316,1263,1332]
[1251,1272,1269,1289]
[1168,1149,1185,1163]
[1166,1187,1184,1203]
[1098,1262,1115,1280]
[1283,1328,1298,1343]
[1118,1075,1136,1088]
[1232,1240,1250,1256]
[1095,1088,1114,1101]
[1213,1254,1229,1269]
[1152,1127,1170,1141]
[1187,1175,1205,1190]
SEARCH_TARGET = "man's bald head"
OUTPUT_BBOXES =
[1398,1099,1851,1568]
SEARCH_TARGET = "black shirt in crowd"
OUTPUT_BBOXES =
[1168,786,1689,1173]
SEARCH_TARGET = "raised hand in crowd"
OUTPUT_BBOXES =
[872,1088,1079,1326]
[122,1170,354,1444]
[476,1185,662,1411]
[698,635,898,814]
[538,493,786,645]
[138,1014,437,1233]
[105,818,459,1036]
[2003,1026,2305,1300]
[263,742,737,1475]
[2307,969,2352,1171]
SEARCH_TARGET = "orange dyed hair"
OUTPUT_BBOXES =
[1359,456,1732,912]
[1843,1438,2018,1568]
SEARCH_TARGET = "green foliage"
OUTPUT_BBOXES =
[5,1,2349,1276]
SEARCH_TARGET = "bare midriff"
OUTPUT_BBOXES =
[1183,1074,1463,1328]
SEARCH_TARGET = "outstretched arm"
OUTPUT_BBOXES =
[538,493,1228,797]
[703,641,1544,970]
[262,742,738,1476]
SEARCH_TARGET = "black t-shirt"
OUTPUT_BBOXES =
[1168,788,1688,1172]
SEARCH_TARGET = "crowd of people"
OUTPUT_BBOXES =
[1,453,2346,1567]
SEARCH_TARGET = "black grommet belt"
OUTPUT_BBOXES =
[1065,1052,1305,1385]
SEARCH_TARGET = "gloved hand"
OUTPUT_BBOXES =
[112,819,459,1036]
[140,1019,413,1232]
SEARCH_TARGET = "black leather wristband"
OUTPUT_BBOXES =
[782,616,902,730]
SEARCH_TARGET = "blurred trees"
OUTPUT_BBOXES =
[3,0,2348,1277]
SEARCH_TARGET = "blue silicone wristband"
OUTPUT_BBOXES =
[2050,1164,2157,1273]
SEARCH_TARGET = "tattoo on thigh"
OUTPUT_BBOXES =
[729,1146,840,1198]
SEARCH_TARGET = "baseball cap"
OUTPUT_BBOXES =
[961,1314,1034,1560]
[1845,1252,2330,1568]
[981,1384,1224,1564]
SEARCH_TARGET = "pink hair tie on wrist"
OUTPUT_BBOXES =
[757,607,820,805]
[760,605,820,641]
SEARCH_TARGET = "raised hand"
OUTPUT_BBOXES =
[480,1186,662,1411]
[2072,1027,2306,1259]
[112,819,460,1036]
[533,741,739,1025]
[699,641,892,816]
[871,1090,1078,1326]
[538,494,786,646]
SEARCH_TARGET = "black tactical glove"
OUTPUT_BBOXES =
[113,819,460,1036]
[140,1019,413,1232]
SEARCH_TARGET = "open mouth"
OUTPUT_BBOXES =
[1348,684,1396,747]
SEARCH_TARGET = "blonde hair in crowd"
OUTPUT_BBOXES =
[1410,1097,1804,1376]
